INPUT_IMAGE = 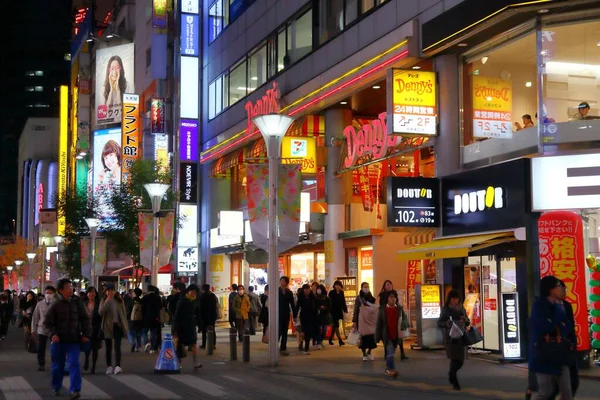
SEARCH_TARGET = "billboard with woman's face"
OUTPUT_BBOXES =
[95,43,135,126]
[91,128,122,218]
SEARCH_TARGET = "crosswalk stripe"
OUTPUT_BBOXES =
[167,375,227,397]
[63,379,111,399]
[110,375,181,399]
[222,375,244,383]
[0,376,42,400]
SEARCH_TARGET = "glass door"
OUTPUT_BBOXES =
[481,256,499,351]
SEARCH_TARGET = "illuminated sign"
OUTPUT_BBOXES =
[343,112,400,169]
[95,44,135,126]
[37,184,44,225]
[420,284,441,319]
[281,136,316,174]
[58,86,68,235]
[181,0,199,14]
[501,292,521,358]
[181,14,199,56]
[180,57,198,119]
[154,134,169,171]
[472,76,512,139]
[121,93,140,183]
[179,119,198,162]
[386,177,439,227]
[389,69,437,136]
[210,228,242,248]
[179,162,197,204]
[178,204,198,247]
[177,246,198,276]
[151,98,165,134]
[245,82,280,135]
[453,186,504,215]
[152,0,167,28]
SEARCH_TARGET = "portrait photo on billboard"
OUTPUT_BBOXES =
[91,128,122,218]
[95,43,135,126]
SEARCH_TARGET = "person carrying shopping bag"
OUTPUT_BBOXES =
[353,282,378,361]
[375,292,405,378]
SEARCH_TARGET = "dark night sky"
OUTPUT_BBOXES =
[0,0,73,235]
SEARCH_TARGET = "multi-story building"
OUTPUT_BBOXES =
[198,0,600,362]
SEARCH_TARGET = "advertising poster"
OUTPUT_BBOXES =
[464,264,482,331]
[472,76,512,139]
[121,94,140,183]
[336,276,357,334]
[178,204,198,248]
[406,260,423,329]
[151,98,165,134]
[95,43,135,126]
[92,128,122,218]
[420,284,441,319]
[152,0,167,28]
[538,211,590,351]
[281,136,317,174]
[179,119,198,162]
[181,13,199,57]
[501,292,521,358]
[390,69,437,136]
[178,246,198,276]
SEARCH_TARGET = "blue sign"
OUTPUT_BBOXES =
[181,13,199,57]
[154,334,180,374]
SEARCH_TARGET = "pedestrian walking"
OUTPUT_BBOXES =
[21,291,36,350]
[167,282,186,332]
[247,286,261,335]
[82,287,102,374]
[258,285,269,339]
[31,285,56,371]
[296,284,318,355]
[231,285,251,342]
[314,284,330,349]
[353,282,378,361]
[142,285,162,353]
[437,289,470,391]
[173,284,202,370]
[0,293,11,340]
[328,280,348,346]
[128,288,144,353]
[379,280,409,360]
[228,284,238,329]
[12,290,21,326]
[99,285,129,375]
[198,284,217,349]
[43,278,91,399]
[278,277,297,356]
[375,291,403,378]
[529,276,575,400]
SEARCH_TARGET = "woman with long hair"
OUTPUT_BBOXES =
[314,284,330,349]
[21,291,36,350]
[328,280,348,346]
[83,287,103,374]
[378,280,409,360]
[438,290,470,390]
[103,56,128,107]
[99,285,129,375]
[353,282,378,360]
[98,140,122,185]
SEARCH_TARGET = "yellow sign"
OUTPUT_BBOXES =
[391,69,437,136]
[58,86,68,235]
[324,240,334,263]
[421,284,440,303]
[121,94,141,183]
[472,76,512,139]
[281,136,317,174]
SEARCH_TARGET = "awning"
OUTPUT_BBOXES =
[404,228,436,246]
[210,148,244,177]
[397,231,516,261]
[287,115,325,137]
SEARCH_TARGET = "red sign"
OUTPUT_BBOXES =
[343,112,401,169]
[538,211,590,351]
[245,82,281,135]
[151,98,165,134]
[37,183,44,225]
[360,250,373,268]
[484,298,497,311]
[407,260,424,328]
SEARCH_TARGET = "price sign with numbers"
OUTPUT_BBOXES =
[472,76,513,139]
[386,177,439,227]
[420,284,441,319]
[388,69,437,136]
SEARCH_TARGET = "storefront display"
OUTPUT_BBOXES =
[290,252,315,290]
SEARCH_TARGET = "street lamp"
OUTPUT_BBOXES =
[144,183,170,287]
[6,266,13,290]
[252,113,295,367]
[85,218,100,287]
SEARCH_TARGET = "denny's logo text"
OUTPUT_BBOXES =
[453,186,505,215]
[395,74,434,95]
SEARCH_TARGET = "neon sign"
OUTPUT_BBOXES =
[245,82,280,135]
[37,183,44,225]
[343,112,400,169]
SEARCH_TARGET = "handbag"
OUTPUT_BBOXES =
[160,309,169,324]
[398,328,410,339]
[346,330,361,346]
[27,337,37,353]
[463,326,483,345]
[533,326,576,365]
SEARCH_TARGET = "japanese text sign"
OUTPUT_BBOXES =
[421,284,441,319]
[538,210,590,351]
[121,93,140,183]
[151,98,165,134]
[181,13,199,57]
[179,119,198,162]
[472,76,512,139]
[390,69,437,136]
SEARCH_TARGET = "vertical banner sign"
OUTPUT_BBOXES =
[152,0,167,28]
[179,162,198,203]
[151,98,165,134]
[390,69,437,136]
[179,119,199,162]
[472,76,512,139]
[181,13,199,57]
[58,86,68,235]
[538,210,590,351]
[121,94,140,183]
[501,292,521,358]
[336,276,358,335]
[138,212,153,269]
[406,260,423,330]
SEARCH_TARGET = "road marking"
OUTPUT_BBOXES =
[64,379,111,399]
[167,375,227,397]
[110,375,181,399]
[0,376,42,400]
[222,375,244,383]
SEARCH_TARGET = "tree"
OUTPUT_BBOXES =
[100,160,176,271]
[0,236,30,272]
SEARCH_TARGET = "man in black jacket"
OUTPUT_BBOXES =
[199,284,218,349]
[43,279,91,399]
[278,276,297,356]
[142,285,163,353]
[168,282,186,331]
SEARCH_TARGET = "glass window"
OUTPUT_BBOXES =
[35,71,44,76]
[209,0,228,43]
[215,75,223,115]
[25,86,34,92]
[229,59,247,105]
[345,0,358,26]
[266,36,277,78]
[248,43,267,93]
[500,257,517,293]
[277,28,287,71]
[223,72,230,109]
[461,32,536,145]
[318,0,344,44]
[293,11,313,62]
[362,0,375,13]
[208,81,216,119]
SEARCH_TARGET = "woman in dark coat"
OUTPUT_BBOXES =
[378,280,408,359]
[328,280,348,346]
[296,284,318,354]
[173,284,202,369]
[21,291,37,350]
[314,284,330,349]
[352,282,378,360]
[437,290,470,391]
[83,287,103,374]
[258,285,269,336]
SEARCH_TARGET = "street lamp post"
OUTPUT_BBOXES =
[15,260,24,291]
[144,183,170,287]
[53,236,63,285]
[85,218,100,287]
[252,114,295,367]
[6,266,13,290]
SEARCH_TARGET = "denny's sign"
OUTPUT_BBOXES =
[245,82,281,135]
